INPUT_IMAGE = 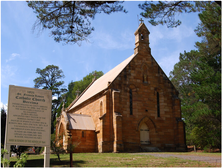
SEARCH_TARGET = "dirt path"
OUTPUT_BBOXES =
[134,153,221,165]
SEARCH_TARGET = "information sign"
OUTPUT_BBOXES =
[6,85,52,147]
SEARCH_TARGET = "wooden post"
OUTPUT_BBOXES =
[44,147,50,167]
[70,148,73,167]
[68,132,73,167]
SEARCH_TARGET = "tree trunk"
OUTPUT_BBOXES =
[57,153,61,163]
[194,145,196,152]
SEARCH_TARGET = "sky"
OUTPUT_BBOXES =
[1,1,201,111]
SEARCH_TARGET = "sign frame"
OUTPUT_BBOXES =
[5,85,52,147]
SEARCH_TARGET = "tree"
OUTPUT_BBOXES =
[66,71,103,107]
[169,50,201,132]
[56,70,103,117]
[50,133,80,163]
[1,108,7,147]
[50,134,65,163]
[27,1,127,45]
[190,2,221,150]
[34,65,67,134]
[169,2,221,150]
[139,1,220,28]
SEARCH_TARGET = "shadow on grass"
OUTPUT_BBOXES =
[10,158,86,167]
[10,158,44,167]
[51,158,86,167]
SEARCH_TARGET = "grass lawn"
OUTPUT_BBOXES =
[9,152,221,167]
[146,152,221,157]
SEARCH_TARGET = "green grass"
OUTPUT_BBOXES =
[9,152,221,167]
[142,151,221,157]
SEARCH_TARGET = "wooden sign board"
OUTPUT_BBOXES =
[5,85,52,147]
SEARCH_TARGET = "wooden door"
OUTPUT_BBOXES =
[140,123,149,144]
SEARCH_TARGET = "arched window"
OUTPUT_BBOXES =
[141,33,144,40]
[142,64,148,84]
[129,89,133,115]
[100,101,103,117]
[157,92,160,117]
[143,73,148,83]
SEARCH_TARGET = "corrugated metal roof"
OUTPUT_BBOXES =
[67,113,95,130]
[68,53,137,110]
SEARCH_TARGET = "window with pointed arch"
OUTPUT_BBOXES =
[143,73,148,83]
[100,101,103,117]
[140,33,144,40]
[157,92,160,117]
[129,89,133,115]
[142,65,148,84]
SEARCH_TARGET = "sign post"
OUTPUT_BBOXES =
[4,85,52,167]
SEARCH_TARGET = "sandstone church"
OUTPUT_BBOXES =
[56,22,186,152]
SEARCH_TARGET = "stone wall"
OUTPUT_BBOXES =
[107,38,186,152]
[66,23,186,152]
[68,93,112,152]
[67,50,186,152]
[70,129,96,153]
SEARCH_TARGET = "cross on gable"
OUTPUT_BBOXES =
[76,89,81,96]
[93,71,98,79]
[139,18,144,24]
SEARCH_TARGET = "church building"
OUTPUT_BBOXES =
[56,22,186,152]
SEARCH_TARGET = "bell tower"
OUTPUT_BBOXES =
[134,20,150,54]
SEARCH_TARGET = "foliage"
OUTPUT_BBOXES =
[169,50,200,132]
[1,108,7,147]
[34,147,44,154]
[191,119,220,150]
[13,153,28,167]
[50,133,66,163]
[27,1,127,45]
[1,148,10,167]
[139,1,220,28]
[169,2,221,149]
[50,133,80,163]
[34,65,67,134]
[58,70,103,116]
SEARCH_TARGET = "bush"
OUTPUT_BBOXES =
[1,148,10,167]
[13,153,28,167]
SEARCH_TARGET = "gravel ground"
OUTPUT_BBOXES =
[133,153,221,164]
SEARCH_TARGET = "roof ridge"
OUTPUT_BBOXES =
[66,78,97,111]
[67,113,91,117]
[68,53,137,111]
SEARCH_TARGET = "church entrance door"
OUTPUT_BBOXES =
[140,123,149,144]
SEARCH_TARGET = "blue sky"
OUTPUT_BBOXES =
[1,1,201,111]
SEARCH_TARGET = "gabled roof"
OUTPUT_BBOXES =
[68,53,137,111]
